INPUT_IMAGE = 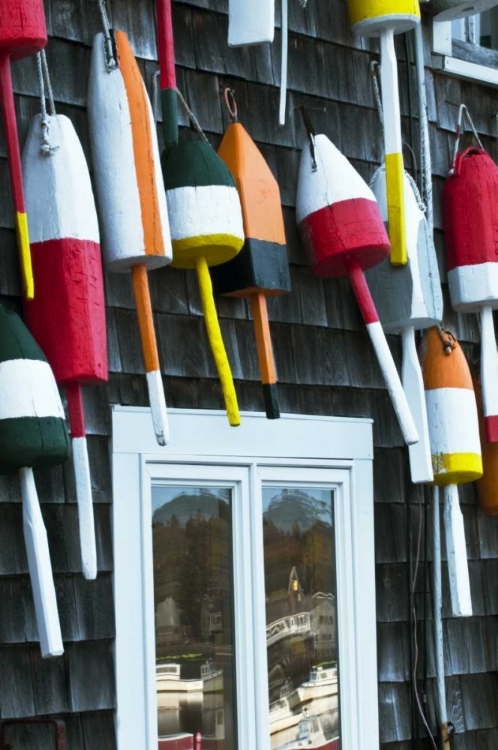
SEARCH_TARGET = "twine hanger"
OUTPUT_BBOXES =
[451,103,484,174]
[152,70,209,143]
[98,0,118,71]
[36,50,58,156]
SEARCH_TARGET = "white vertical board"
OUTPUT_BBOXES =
[228,0,275,46]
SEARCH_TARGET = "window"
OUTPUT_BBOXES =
[432,10,498,85]
[113,408,377,750]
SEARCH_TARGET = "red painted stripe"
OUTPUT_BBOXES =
[299,198,390,278]
[66,383,86,438]
[24,238,108,385]
[0,56,26,211]
[348,261,379,324]
[485,415,498,443]
[444,149,498,271]
[156,0,177,91]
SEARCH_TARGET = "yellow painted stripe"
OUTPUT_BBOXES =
[385,152,407,266]
[347,0,420,26]
[16,212,34,299]
[195,256,240,427]
[171,233,243,269]
[432,452,483,486]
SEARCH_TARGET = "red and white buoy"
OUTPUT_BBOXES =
[443,107,498,443]
[296,130,418,446]
[23,109,107,581]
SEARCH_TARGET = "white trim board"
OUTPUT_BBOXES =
[112,407,377,750]
[432,19,498,86]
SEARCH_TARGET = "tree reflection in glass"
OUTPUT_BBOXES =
[152,486,237,750]
[263,487,340,750]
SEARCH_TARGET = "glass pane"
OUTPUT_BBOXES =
[263,487,340,750]
[152,485,237,750]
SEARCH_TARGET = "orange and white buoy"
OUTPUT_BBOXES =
[420,327,482,616]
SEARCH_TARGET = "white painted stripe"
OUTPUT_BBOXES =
[20,466,64,658]
[144,81,173,264]
[296,134,375,223]
[146,370,169,446]
[480,306,498,420]
[425,388,481,457]
[87,33,146,271]
[443,484,472,617]
[366,321,419,446]
[402,327,434,483]
[351,14,419,37]
[166,185,244,243]
[0,359,65,421]
[380,30,403,155]
[23,114,100,244]
[447,262,498,311]
[228,0,275,46]
[73,437,97,580]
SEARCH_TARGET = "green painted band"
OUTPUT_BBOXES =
[0,416,71,474]
[161,88,179,151]
[262,383,280,420]
[162,140,237,190]
[0,306,45,363]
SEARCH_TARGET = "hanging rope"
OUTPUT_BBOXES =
[451,103,484,174]
[153,70,160,123]
[98,0,117,71]
[300,107,317,171]
[36,50,58,156]
[176,89,209,143]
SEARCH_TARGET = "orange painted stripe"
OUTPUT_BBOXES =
[251,293,277,385]
[218,123,286,245]
[116,31,165,261]
[132,264,160,373]
[421,327,473,391]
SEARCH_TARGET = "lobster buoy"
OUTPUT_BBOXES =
[420,327,482,617]
[346,0,421,266]
[0,0,48,298]
[156,0,244,427]
[23,113,107,581]
[88,30,172,447]
[0,305,70,657]
[296,132,418,447]
[422,0,498,21]
[443,146,498,444]
[212,106,291,419]
[366,168,443,483]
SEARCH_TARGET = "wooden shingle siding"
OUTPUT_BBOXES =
[0,0,496,747]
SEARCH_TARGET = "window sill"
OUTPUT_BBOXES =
[432,21,498,86]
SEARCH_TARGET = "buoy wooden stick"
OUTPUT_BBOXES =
[432,486,450,746]
[379,30,406,266]
[21,466,63,657]
[279,0,288,126]
[195,258,240,425]
[251,294,278,414]
[0,59,33,297]
[421,327,482,617]
[228,0,275,46]
[66,384,96,580]
[157,0,243,426]
[346,0,421,266]
[131,264,170,440]
[349,262,417,445]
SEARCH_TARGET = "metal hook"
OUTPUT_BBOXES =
[451,103,484,173]
[223,87,238,123]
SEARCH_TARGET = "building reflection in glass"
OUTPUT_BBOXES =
[152,486,237,750]
[263,487,340,750]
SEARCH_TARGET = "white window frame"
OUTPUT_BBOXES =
[432,17,498,85]
[112,406,378,750]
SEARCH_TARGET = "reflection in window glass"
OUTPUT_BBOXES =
[152,486,237,750]
[263,487,340,750]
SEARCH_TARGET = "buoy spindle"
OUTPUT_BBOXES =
[251,294,279,419]
[195,257,240,426]
[156,0,178,150]
[349,261,418,445]
[21,466,63,657]
[0,57,33,298]
[132,264,169,444]
[66,384,97,580]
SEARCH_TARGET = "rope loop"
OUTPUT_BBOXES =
[300,107,317,171]
[223,87,238,123]
[98,0,118,71]
[176,90,209,143]
[436,326,456,356]
[370,61,384,129]
[451,104,484,174]
[36,50,58,156]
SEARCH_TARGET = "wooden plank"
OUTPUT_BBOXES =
[30,644,70,714]
[376,563,409,623]
[0,645,35,717]
[67,641,116,712]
